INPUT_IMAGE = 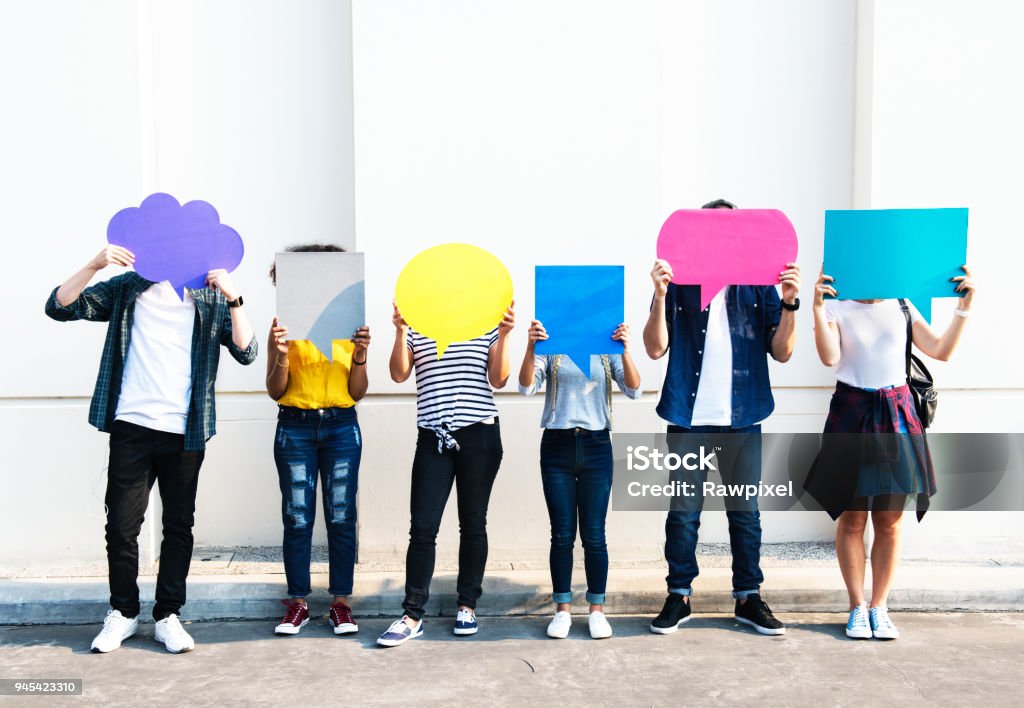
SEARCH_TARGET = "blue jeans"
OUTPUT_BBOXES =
[274,406,361,598]
[664,424,764,599]
[540,428,613,605]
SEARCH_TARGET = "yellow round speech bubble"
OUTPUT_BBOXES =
[395,243,513,358]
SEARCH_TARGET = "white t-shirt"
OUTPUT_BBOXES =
[691,288,733,426]
[115,281,196,434]
[822,299,922,390]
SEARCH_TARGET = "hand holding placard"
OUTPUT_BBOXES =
[534,265,624,371]
[275,252,366,362]
[823,208,968,322]
[395,243,513,358]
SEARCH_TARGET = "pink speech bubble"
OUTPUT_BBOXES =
[657,209,798,310]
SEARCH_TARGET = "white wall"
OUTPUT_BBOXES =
[854,0,1024,551]
[2,0,1020,567]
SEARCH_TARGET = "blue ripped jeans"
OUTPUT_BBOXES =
[274,406,361,598]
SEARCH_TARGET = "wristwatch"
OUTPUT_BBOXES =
[227,295,244,308]
[781,297,800,311]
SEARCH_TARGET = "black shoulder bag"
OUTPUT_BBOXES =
[898,299,938,428]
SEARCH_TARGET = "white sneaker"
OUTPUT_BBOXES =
[845,603,872,639]
[154,614,195,653]
[870,606,900,640]
[588,611,613,639]
[546,611,572,639]
[90,609,138,653]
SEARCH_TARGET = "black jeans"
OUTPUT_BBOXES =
[402,421,503,621]
[105,420,204,620]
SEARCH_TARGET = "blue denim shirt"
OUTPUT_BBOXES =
[656,284,781,429]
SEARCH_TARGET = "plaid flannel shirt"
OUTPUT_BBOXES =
[45,272,258,450]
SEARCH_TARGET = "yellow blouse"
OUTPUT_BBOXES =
[277,339,357,409]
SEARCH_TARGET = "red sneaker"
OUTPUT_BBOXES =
[275,601,310,635]
[329,602,358,635]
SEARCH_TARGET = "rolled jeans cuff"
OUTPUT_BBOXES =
[669,587,692,597]
[733,588,760,600]
[585,592,606,605]
[552,591,573,604]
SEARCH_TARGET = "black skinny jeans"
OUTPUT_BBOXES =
[402,421,503,621]
[105,420,204,620]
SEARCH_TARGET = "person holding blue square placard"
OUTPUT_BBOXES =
[519,312,641,640]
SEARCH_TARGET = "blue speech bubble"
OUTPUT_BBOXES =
[823,208,968,322]
[534,265,624,371]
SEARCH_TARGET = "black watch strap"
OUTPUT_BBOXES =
[781,297,800,311]
[227,295,244,308]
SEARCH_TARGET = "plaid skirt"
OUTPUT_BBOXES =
[803,381,936,520]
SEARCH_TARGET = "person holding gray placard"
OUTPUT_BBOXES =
[267,244,370,637]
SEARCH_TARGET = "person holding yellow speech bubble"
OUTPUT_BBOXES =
[377,244,515,648]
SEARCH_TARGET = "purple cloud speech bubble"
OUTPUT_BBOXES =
[107,193,244,299]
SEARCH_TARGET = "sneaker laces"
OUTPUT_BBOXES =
[98,610,126,637]
[849,604,868,628]
[162,614,189,639]
[280,601,306,625]
[872,606,895,630]
[330,603,353,625]
[456,609,474,623]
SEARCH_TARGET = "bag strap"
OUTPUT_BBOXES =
[897,298,912,383]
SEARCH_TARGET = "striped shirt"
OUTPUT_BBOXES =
[407,328,499,449]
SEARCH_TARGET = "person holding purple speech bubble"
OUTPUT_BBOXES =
[266,244,370,638]
[643,198,801,637]
[806,264,977,640]
[45,241,257,655]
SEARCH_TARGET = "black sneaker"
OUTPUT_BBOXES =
[650,594,692,634]
[734,594,786,635]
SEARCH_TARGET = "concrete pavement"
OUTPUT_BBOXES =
[3,562,1023,625]
[1,614,1022,706]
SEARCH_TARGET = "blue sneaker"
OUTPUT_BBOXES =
[845,603,871,639]
[453,609,478,636]
[376,617,423,647]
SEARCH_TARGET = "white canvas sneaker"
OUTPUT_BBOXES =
[546,611,572,639]
[154,614,195,653]
[588,611,613,639]
[90,609,138,653]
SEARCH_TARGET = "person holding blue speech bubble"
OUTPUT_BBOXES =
[807,264,977,640]
[266,244,370,638]
[643,198,801,638]
[518,319,641,640]
[45,243,257,654]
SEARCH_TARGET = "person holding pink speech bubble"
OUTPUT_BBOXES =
[806,264,977,641]
[643,198,801,637]
[266,244,370,638]
[45,243,257,654]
